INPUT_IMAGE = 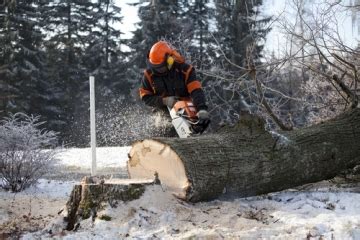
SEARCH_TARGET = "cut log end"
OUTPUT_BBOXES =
[128,139,190,199]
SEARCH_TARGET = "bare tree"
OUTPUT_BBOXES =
[199,0,359,131]
[279,1,359,120]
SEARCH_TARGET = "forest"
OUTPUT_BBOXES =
[1,0,359,147]
[2,1,360,238]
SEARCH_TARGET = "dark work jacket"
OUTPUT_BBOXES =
[139,62,208,111]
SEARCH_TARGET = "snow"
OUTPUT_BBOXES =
[57,146,131,169]
[20,179,76,199]
[1,146,360,239]
[0,208,8,225]
[270,131,291,147]
[0,179,77,236]
[24,185,360,239]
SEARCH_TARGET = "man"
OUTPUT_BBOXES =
[139,41,210,125]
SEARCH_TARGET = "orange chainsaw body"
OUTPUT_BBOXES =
[168,99,209,138]
[172,100,198,122]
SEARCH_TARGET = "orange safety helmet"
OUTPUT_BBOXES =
[149,41,172,65]
[147,41,185,74]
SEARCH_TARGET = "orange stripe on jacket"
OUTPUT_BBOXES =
[144,70,154,86]
[184,66,193,84]
[187,80,202,93]
[144,70,156,93]
[139,88,153,98]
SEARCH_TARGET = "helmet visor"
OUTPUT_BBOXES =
[149,62,168,74]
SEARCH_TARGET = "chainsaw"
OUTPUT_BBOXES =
[168,100,210,138]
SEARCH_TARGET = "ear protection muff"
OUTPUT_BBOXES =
[146,49,178,73]
[166,55,174,70]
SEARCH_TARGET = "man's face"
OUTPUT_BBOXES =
[152,64,168,74]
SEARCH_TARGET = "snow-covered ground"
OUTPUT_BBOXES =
[1,146,360,239]
[56,146,131,169]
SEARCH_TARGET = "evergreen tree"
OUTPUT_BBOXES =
[0,1,16,118]
[185,0,215,69]
[129,0,187,70]
[199,0,271,128]
[41,0,99,144]
[0,1,43,115]
[82,0,130,101]
[0,0,63,132]
[214,0,271,70]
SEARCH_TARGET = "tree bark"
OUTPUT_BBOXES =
[128,109,360,202]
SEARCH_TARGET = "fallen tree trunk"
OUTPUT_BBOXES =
[128,109,360,202]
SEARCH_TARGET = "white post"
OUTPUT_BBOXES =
[90,76,97,176]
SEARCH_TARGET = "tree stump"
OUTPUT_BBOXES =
[64,176,156,230]
[128,110,360,202]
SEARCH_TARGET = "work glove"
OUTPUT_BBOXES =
[197,109,210,125]
[162,96,177,108]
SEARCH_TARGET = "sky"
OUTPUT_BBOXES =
[115,0,140,39]
[115,0,360,56]
[262,0,359,56]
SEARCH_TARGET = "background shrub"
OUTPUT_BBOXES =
[0,113,59,192]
